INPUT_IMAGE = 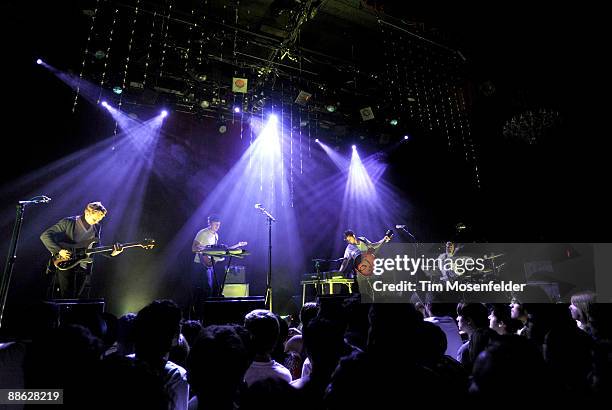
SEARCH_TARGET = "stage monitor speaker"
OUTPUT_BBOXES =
[200,296,265,326]
[223,284,249,297]
[41,298,105,328]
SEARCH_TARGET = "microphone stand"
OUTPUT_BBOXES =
[397,226,416,241]
[256,205,276,311]
[0,196,50,328]
[397,226,424,304]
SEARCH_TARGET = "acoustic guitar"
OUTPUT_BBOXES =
[354,230,393,277]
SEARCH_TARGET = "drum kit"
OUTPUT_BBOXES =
[453,252,505,284]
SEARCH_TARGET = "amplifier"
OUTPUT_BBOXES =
[223,284,249,297]
[225,265,246,283]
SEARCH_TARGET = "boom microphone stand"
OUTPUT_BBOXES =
[255,204,275,311]
[0,195,51,329]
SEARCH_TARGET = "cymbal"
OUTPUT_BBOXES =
[484,253,504,260]
[312,257,344,262]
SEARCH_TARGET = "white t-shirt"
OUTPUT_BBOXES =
[301,357,312,378]
[164,360,190,410]
[127,355,189,410]
[424,316,463,358]
[193,227,218,264]
[244,360,292,386]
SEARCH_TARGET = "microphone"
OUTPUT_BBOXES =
[19,195,52,205]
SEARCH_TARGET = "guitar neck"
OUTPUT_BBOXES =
[87,242,143,255]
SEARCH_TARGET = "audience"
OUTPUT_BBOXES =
[187,324,252,410]
[132,299,189,410]
[3,292,611,408]
[455,303,489,368]
[570,290,597,334]
[488,303,521,335]
[243,309,292,386]
[424,297,463,357]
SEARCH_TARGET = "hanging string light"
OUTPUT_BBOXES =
[197,1,207,66]
[280,83,285,206]
[290,82,294,207]
[73,0,101,113]
[142,11,156,88]
[97,7,119,104]
[158,0,174,83]
[184,3,195,110]
[118,0,141,112]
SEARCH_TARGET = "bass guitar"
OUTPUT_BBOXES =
[52,238,156,270]
[354,230,393,277]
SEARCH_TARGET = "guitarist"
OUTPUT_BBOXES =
[339,230,391,297]
[40,201,123,299]
[191,214,247,302]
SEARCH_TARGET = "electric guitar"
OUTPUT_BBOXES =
[198,241,248,267]
[52,238,156,270]
[354,230,393,277]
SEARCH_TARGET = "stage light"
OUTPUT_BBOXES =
[403,135,409,140]
[112,86,123,95]
[36,58,43,65]
[326,104,337,113]
[352,145,356,150]
[268,114,278,123]
[219,124,227,133]
[200,100,210,109]
[315,138,320,143]
[234,106,241,113]
[161,110,168,117]
[101,101,109,108]
[389,119,398,126]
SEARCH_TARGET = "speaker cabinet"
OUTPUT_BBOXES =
[223,284,249,297]
[41,298,105,328]
[200,296,266,326]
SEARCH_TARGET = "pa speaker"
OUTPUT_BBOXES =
[200,296,266,326]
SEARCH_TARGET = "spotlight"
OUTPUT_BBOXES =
[315,138,320,143]
[326,104,337,113]
[268,114,278,123]
[200,100,210,109]
[112,86,123,95]
[219,124,227,134]
[161,110,168,117]
[101,101,109,108]
[389,119,398,126]
[36,58,43,65]
[233,106,241,113]
[352,145,356,150]
[403,135,409,140]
